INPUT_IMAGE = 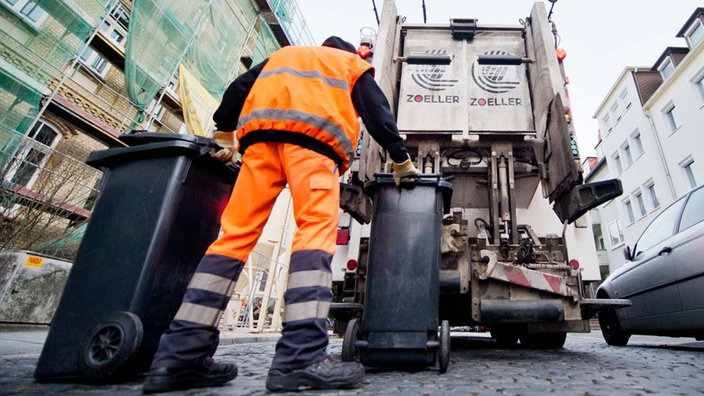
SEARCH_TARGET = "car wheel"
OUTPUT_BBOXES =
[598,309,630,346]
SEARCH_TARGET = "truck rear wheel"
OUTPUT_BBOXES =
[520,332,566,349]
[490,328,519,347]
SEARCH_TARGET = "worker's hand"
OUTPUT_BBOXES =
[212,131,235,149]
[392,159,420,186]
[210,147,233,163]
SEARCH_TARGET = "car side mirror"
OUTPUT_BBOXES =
[623,246,632,261]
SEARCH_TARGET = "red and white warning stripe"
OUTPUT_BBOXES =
[479,250,575,298]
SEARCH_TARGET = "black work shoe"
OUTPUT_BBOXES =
[142,357,237,394]
[265,356,365,392]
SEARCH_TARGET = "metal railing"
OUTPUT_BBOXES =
[220,250,288,333]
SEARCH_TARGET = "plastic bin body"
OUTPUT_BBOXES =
[360,174,451,367]
[34,134,238,381]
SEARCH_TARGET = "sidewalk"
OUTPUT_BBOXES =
[0,324,281,357]
[0,325,282,395]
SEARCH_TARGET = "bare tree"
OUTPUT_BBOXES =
[0,136,101,260]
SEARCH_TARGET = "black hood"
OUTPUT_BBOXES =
[322,36,357,54]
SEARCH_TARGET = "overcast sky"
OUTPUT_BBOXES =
[296,0,702,156]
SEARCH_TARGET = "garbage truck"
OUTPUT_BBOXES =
[331,0,630,358]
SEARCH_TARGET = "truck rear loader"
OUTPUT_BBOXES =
[332,0,630,366]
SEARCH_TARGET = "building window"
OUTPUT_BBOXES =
[78,44,110,78]
[4,120,62,189]
[612,153,622,174]
[645,182,660,209]
[631,130,644,157]
[685,20,704,48]
[603,114,613,134]
[610,102,621,122]
[681,159,697,189]
[621,143,632,167]
[663,103,681,132]
[98,3,130,50]
[1,0,47,26]
[693,72,704,103]
[634,191,646,217]
[658,58,675,80]
[607,219,624,248]
[147,99,166,123]
[623,199,635,224]
[618,89,632,111]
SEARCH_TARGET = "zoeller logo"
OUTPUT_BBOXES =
[409,49,458,91]
[472,50,521,93]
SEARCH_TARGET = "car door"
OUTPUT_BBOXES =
[613,197,686,331]
[671,186,704,330]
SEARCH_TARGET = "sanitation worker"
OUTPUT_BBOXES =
[142,36,420,394]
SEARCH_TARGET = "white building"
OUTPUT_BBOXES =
[585,7,704,276]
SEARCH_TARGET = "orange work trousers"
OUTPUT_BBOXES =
[207,142,340,261]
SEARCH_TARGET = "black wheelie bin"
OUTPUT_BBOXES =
[34,132,238,382]
[342,173,453,373]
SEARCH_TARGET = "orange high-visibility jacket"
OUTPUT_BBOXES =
[236,46,373,172]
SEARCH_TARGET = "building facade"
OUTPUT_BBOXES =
[0,0,312,258]
[585,7,704,275]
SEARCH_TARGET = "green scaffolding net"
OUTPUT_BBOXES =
[0,0,113,166]
[125,0,282,130]
[2,0,309,258]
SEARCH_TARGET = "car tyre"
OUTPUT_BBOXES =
[598,309,630,346]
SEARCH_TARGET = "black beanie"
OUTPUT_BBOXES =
[322,36,357,54]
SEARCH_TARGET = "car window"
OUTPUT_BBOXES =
[634,198,686,255]
[678,187,704,232]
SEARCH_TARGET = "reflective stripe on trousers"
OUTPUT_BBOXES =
[151,142,339,370]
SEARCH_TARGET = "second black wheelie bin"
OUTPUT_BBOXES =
[34,132,238,382]
[342,174,453,373]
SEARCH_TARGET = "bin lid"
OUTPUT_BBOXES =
[86,140,211,169]
[119,131,216,148]
[365,173,453,213]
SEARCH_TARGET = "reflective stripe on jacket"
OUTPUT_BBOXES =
[236,46,373,172]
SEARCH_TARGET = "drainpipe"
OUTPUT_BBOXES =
[643,110,677,200]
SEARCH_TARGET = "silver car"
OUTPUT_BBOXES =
[596,184,704,346]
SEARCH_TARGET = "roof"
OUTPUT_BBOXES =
[652,47,689,70]
[676,7,704,37]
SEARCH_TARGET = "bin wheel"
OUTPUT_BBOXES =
[438,320,450,373]
[78,311,143,380]
[341,318,359,362]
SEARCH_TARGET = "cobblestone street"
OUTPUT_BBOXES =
[2,331,702,395]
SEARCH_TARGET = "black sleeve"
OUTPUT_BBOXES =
[351,70,410,164]
[212,59,268,131]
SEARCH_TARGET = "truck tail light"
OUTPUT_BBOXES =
[357,44,372,60]
[336,228,350,245]
[569,259,580,270]
[346,259,358,271]
[556,48,567,62]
